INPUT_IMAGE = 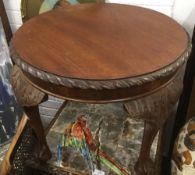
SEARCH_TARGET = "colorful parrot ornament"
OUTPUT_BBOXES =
[57,114,129,175]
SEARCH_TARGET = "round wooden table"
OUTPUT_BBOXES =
[1,3,191,175]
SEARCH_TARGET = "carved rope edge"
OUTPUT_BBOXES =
[10,42,192,90]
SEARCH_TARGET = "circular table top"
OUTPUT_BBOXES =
[12,3,189,80]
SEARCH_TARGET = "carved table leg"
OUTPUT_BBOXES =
[124,99,165,175]
[134,121,158,175]
[24,106,51,161]
[11,65,51,161]
[124,69,184,175]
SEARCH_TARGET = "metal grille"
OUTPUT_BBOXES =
[10,122,36,175]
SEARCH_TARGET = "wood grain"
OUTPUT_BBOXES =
[23,68,178,103]
[8,5,190,174]
[12,3,188,80]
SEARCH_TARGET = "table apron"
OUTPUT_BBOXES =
[22,68,182,104]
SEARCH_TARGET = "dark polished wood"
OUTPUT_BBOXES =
[23,69,177,103]
[3,3,191,175]
[13,3,188,80]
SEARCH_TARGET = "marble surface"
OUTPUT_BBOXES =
[0,102,158,174]
[0,143,9,163]
[47,102,158,174]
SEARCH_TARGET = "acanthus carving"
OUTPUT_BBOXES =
[124,66,184,127]
[11,65,51,163]
[10,41,192,90]
[124,67,185,175]
[11,65,46,106]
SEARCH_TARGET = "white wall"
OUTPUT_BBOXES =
[3,0,22,33]
[173,0,195,37]
[2,0,195,36]
[107,0,175,16]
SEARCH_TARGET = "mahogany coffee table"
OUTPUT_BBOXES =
[0,3,191,175]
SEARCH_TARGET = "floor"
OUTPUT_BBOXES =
[0,102,159,174]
